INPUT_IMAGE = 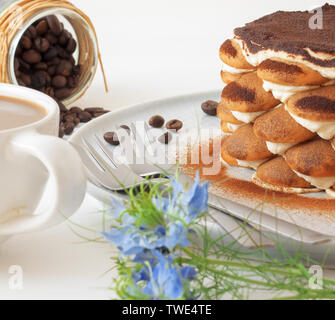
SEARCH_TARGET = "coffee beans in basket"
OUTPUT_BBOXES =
[15,15,82,101]
[201,100,218,116]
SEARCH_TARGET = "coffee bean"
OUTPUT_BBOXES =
[63,122,75,135]
[69,56,75,65]
[43,47,58,61]
[149,115,165,128]
[34,37,49,53]
[31,71,47,89]
[58,30,70,46]
[56,59,72,76]
[93,111,109,118]
[14,58,19,72]
[18,58,30,72]
[56,100,68,112]
[66,38,77,53]
[46,15,62,36]
[104,132,120,146]
[36,19,48,35]
[54,88,72,100]
[201,100,218,116]
[166,119,183,132]
[69,106,82,114]
[158,132,172,144]
[67,76,77,88]
[25,26,37,39]
[52,75,67,88]
[59,124,65,138]
[78,111,92,123]
[17,79,26,87]
[55,45,71,59]
[22,49,41,64]
[64,114,76,122]
[120,125,131,133]
[20,73,31,86]
[21,36,32,50]
[34,62,48,70]
[46,57,60,66]
[45,87,55,97]
[72,65,82,76]
[47,65,56,76]
[15,70,21,78]
[84,107,104,114]
[15,46,22,56]
[45,31,58,45]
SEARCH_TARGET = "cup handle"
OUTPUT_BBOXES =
[0,131,87,236]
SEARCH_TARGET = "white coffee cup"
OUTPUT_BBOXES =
[0,84,86,244]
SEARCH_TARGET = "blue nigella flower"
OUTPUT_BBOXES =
[142,253,183,299]
[180,172,209,223]
[132,267,150,283]
[181,266,197,280]
[165,221,190,251]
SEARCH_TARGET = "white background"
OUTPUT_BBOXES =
[0,0,331,300]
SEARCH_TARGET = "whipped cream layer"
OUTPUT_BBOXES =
[262,81,319,102]
[326,188,335,199]
[293,170,335,190]
[226,122,244,132]
[263,80,335,102]
[266,141,297,155]
[231,110,265,123]
[287,109,335,140]
[221,62,253,74]
[235,38,335,80]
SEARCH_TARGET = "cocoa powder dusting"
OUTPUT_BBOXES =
[296,96,335,114]
[220,40,237,58]
[234,4,335,68]
[181,140,335,215]
[222,82,256,103]
[259,59,303,74]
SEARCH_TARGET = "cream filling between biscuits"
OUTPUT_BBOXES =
[235,38,335,79]
[226,122,244,132]
[287,109,335,140]
[266,141,297,155]
[326,188,335,199]
[293,170,335,190]
[231,110,265,123]
[262,81,319,102]
[221,62,253,74]
[236,159,267,170]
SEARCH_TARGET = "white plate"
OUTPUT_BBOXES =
[70,90,335,264]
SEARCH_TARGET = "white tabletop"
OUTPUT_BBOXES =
[0,0,330,300]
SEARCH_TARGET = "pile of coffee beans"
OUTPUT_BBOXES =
[57,100,110,137]
[15,15,82,101]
